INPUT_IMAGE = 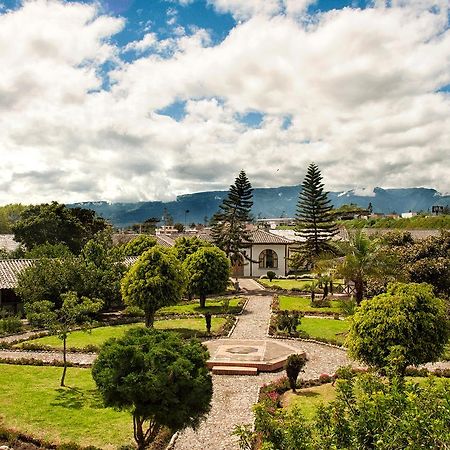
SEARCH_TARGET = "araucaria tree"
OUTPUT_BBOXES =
[211,170,253,268]
[92,328,212,450]
[294,163,337,267]
[183,247,230,308]
[121,246,185,327]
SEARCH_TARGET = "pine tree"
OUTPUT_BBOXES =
[211,170,253,263]
[294,163,337,266]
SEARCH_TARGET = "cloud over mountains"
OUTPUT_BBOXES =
[0,0,449,204]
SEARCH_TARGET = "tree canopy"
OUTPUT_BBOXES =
[183,247,230,308]
[173,236,212,262]
[12,202,108,253]
[347,282,449,375]
[121,234,157,257]
[294,163,338,266]
[92,327,212,449]
[121,246,186,326]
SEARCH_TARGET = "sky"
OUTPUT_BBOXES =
[0,0,449,204]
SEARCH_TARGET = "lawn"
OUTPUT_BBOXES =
[279,295,341,313]
[19,318,226,350]
[259,279,315,290]
[281,383,336,420]
[157,297,242,315]
[0,364,133,448]
[259,279,345,291]
[297,317,350,345]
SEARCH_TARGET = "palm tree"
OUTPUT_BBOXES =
[337,231,390,304]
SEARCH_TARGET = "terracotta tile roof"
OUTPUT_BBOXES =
[245,229,293,245]
[156,235,175,247]
[123,256,139,267]
[0,259,34,289]
[112,233,175,248]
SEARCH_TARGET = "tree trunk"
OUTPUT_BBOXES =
[145,311,155,328]
[133,412,146,450]
[199,293,206,309]
[355,278,364,304]
[60,336,67,387]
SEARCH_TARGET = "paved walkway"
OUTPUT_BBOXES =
[173,295,351,450]
[237,278,265,291]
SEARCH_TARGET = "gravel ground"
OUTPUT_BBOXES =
[231,295,272,339]
[0,349,96,365]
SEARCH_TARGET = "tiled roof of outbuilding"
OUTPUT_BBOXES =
[0,259,34,289]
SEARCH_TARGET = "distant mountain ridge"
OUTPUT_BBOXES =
[68,187,450,227]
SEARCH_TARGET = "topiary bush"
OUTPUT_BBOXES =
[285,353,308,392]
[267,271,276,282]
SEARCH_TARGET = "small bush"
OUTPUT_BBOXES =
[0,316,23,335]
[123,306,145,317]
[267,271,276,281]
[310,298,331,308]
[338,297,357,316]
[285,353,308,392]
[276,311,301,333]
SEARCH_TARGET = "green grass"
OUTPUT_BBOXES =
[259,279,316,290]
[279,295,341,313]
[157,297,242,315]
[0,364,133,448]
[298,317,350,345]
[282,383,336,420]
[20,318,226,350]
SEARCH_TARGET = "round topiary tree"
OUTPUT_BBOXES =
[347,282,450,376]
[92,327,212,450]
[121,246,186,327]
[183,247,230,308]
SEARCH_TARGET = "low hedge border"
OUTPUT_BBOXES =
[0,357,90,368]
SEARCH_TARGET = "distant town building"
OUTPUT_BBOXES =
[401,211,417,219]
[431,205,447,215]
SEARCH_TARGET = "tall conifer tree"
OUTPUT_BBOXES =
[211,170,253,263]
[294,163,337,266]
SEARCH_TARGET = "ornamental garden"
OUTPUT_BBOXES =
[0,165,449,450]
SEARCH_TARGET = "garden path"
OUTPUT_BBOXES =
[173,294,352,450]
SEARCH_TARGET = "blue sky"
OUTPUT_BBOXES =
[0,0,448,203]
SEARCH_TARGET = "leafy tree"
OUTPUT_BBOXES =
[294,163,338,267]
[0,204,26,233]
[81,231,127,310]
[183,247,230,308]
[347,282,449,376]
[173,236,212,262]
[162,207,174,226]
[211,170,253,267]
[285,354,307,392]
[92,327,212,450]
[131,217,160,234]
[25,242,73,259]
[121,234,157,257]
[121,247,186,327]
[26,291,102,386]
[16,257,89,309]
[12,202,108,253]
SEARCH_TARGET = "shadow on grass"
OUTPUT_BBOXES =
[51,387,104,410]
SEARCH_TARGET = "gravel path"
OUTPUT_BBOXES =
[231,295,272,339]
[0,349,96,365]
[0,330,46,344]
[174,294,352,450]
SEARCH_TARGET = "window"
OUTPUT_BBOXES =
[259,249,278,269]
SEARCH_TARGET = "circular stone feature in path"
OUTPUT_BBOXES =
[205,339,305,372]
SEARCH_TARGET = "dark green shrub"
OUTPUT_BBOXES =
[285,354,308,392]
[0,315,23,335]
[267,271,276,281]
[123,305,145,317]
[276,311,301,333]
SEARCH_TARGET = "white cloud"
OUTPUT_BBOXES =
[123,33,157,53]
[0,0,448,204]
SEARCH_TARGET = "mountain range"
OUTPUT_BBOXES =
[69,187,450,228]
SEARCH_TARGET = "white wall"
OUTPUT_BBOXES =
[242,244,288,277]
